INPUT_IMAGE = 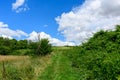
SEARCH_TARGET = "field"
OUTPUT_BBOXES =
[0,55,29,62]
[0,46,120,80]
[0,53,52,80]
[0,47,73,80]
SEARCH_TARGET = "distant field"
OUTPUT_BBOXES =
[52,46,72,50]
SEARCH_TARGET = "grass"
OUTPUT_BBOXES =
[0,55,29,62]
[0,54,52,80]
[39,48,79,80]
[0,47,78,80]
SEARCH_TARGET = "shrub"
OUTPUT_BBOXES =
[35,39,52,56]
[0,46,11,55]
[68,25,120,80]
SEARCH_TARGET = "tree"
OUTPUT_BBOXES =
[116,25,120,32]
[0,46,11,55]
[36,39,52,55]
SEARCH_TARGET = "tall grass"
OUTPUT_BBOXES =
[0,54,51,80]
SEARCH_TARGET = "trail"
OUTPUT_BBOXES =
[39,48,79,80]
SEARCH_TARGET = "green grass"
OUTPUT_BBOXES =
[0,45,120,80]
[0,47,73,80]
[39,48,79,80]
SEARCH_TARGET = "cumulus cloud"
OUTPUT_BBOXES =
[0,22,8,28]
[27,31,75,46]
[12,0,29,13]
[0,22,28,38]
[0,35,13,39]
[0,22,74,46]
[56,0,120,44]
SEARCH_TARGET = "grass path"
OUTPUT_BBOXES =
[39,48,79,80]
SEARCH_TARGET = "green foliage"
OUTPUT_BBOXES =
[68,25,120,80]
[36,39,52,56]
[16,40,28,49]
[0,37,52,55]
[116,25,120,32]
[28,41,38,49]
[27,39,52,56]
[0,46,11,55]
[12,49,33,55]
[0,38,29,55]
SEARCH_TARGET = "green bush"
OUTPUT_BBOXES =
[68,25,120,80]
[35,39,52,56]
[0,46,11,55]
[12,49,33,55]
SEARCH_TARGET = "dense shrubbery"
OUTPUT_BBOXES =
[0,37,52,56]
[68,25,120,80]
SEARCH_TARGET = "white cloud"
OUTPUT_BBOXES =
[56,0,120,44]
[0,22,8,28]
[27,31,75,46]
[12,0,29,13]
[0,22,28,38]
[0,22,74,46]
[0,35,13,39]
[12,0,25,10]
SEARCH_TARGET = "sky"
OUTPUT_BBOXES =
[0,0,120,46]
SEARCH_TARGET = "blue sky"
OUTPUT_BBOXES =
[0,0,84,40]
[0,0,120,46]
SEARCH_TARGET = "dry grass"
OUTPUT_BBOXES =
[34,54,52,78]
[0,54,53,80]
[0,55,29,62]
[0,54,52,80]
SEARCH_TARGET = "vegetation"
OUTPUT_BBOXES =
[0,55,51,80]
[0,38,52,56]
[39,48,79,80]
[68,25,120,80]
[0,25,120,80]
[35,39,52,56]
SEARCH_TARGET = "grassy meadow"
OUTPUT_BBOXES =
[0,53,52,80]
[0,47,72,80]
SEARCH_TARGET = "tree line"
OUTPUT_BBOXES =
[0,38,52,56]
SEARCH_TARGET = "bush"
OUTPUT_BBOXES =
[0,46,11,55]
[68,25,120,80]
[35,39,52,56]
[12,49,33,55]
